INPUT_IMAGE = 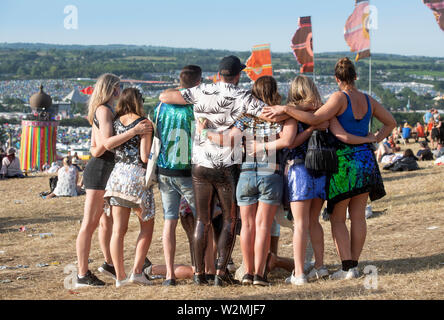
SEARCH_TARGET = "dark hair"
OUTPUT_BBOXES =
[252,76,281,106]
[220,74,239,83]
[335,57,357,85]
[115,88,145,118]
[180,65,202,89]
[404,149,414,157]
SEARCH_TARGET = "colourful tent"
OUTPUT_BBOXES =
[19,120,58,171]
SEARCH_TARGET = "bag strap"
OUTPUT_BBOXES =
[149,102,162,135]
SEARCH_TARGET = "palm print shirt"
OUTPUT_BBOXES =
[180,82,265,168]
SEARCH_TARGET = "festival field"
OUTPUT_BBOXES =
[0,144,443,300]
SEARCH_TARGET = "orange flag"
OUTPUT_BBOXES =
[244,44,273,81]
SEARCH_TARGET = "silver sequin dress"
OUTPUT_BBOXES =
[104,117,155,221]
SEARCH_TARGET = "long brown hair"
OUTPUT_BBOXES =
[114,88,145,118]
[252,76,282,106]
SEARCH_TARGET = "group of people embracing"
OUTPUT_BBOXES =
[73,55,396,289]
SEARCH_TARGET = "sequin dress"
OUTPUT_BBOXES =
[104,116,155,221]
[284,122,327,202]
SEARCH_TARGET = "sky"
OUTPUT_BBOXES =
[0,0,443,57]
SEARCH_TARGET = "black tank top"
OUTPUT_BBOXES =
[93,104,115,162]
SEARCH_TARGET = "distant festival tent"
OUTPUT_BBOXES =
[19,120,58,171]
[80,86,94,95]
[63,89,88,103]
[344,0,371,61]
[423,0,444,31]
[291,16,314,73]
[244,44,273,81]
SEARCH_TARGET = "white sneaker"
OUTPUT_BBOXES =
[365,205,373,219]
[285,271,308,286]
[115,278,130,288]
[307,266,329,281]
[330,267,359,280]
[129,272,153,286]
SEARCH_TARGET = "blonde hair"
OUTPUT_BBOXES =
[87,73,120,125]
[287,75,323,110]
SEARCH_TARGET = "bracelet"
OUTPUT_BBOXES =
[201,129,208,140]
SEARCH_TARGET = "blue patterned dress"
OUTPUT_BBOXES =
[285,122,327,202]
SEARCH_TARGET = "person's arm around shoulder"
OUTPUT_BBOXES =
[96,105,152,151]
[159,86,198,106]
[262,91,346,125]
[329,117,376,144]
[369,96,397,143]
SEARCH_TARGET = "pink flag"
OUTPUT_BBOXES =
[344,0,371,61]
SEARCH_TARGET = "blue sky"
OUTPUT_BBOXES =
[0,0,443,57]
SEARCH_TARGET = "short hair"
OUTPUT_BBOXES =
[180,65,202,89]
[335,57,357,85]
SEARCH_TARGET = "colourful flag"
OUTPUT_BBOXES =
[291,16,314,73]
[244,44,273,81]
[80,86,94,95]
[423,0,444,31]
[207,73,221,83]
[344,0,371,61]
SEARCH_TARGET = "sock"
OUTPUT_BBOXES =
[78,274,86,279]
[351,260,358,268]
[341,260,354,271]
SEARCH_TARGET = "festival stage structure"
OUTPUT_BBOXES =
[19,85,58,171]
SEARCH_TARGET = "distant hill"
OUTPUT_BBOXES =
[0,43,443,88]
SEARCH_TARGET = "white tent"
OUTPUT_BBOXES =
[63,89,88,103]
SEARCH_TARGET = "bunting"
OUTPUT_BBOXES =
[244,44,273,81]
[423,0,444,31]
[344,0,371,61]
[291,16,314,73]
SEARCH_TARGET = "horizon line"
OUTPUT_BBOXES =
[1,42,443,59]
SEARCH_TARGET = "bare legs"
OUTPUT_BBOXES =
[133,213,155,274]
[110,206,131,281]
[76,189,106,276]
[330,193,368,262]
[240,202,278,277]
[163,219,178,280]
[291,198,325,277]
[99,213,113,265]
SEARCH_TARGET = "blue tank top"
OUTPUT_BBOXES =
[337,92,372,137]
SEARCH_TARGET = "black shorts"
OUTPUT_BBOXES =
[83,152,115,190]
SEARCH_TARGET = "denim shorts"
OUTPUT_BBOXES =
[158,174,196,220]
[236,163,283,206]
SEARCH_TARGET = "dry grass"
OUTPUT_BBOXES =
[1,143,444,300]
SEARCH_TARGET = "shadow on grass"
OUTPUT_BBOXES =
[206,285,384,300]
[360,253,444,276]
[0,215,81,234]
[381,169,435,182]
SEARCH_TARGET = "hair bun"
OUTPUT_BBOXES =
[335,57,356,84]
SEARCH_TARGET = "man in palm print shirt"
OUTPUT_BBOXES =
[159,56,282,286]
